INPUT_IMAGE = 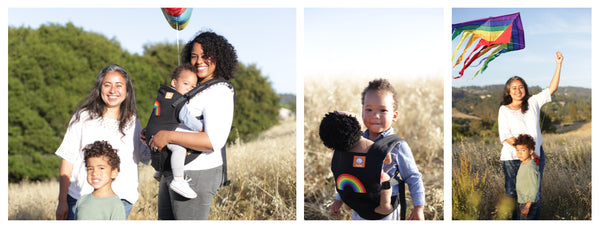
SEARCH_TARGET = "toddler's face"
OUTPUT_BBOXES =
[515,144,533,162]
[171,70,198,94]
[362,90,398,136]
[86,156,118,191]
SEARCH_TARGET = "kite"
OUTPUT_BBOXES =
[452,12,525,79]
[161,8,193,30]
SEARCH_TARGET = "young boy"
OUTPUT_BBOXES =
[75,141,125,220]
[146,63,203,199]
[331,78,425,220]
[514,134,541,220]
[320,111,395,217]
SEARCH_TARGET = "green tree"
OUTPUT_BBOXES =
[8,23,281,182]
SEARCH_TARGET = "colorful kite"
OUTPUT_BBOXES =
[452,12,525,79]
[161,8,193,30]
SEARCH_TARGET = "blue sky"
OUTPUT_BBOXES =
[304,8,444,79]
[7,8,297,94]
[452,8,591,88]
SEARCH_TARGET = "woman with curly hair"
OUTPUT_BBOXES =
[55,64,151,220]
[149,31,238,220]
[497,51,563,219]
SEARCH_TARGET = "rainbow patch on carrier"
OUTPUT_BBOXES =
[336,174,366,193]
[152,100,160,116]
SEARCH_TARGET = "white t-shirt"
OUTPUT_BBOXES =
[55,110,151,204]
[498,88,551,160]
[180,82,234,170]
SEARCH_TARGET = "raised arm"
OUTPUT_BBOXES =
[548,51,563,95]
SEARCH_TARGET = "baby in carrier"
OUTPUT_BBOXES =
[319,111,395,218]
[145,63,203,199]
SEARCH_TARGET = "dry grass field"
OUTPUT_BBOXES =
[303,75,444,220]
[8,119,296,220]
[452,122,591,220]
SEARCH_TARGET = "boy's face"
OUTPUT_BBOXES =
[515,144,533,162]
[86,156,118,191]
[171,70,198,94]
[362,90,398,136]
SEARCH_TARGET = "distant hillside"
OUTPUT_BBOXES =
[452,85,591,140]
[453,85,591,123]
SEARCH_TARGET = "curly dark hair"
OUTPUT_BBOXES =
[319,112,362,151]
[500,76,531,114]
[171,63,198,81]
[360,78,399,111]
[181,31,238,81]
[513,134,536,151]
[83,140,121,172]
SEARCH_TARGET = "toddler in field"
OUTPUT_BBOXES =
[321,111,395,218]
[75,141,125,220]
[514,134,541,219]
[145,63,204,199]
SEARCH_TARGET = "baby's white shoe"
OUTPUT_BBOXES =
[170,178,197,199]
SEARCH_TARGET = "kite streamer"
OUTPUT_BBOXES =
[452,12,525,79]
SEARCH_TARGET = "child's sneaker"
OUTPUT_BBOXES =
[153,171,161,182]
[170,178,197,199]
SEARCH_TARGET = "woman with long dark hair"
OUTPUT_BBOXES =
[497,52,563,219]
[55,64,151,220]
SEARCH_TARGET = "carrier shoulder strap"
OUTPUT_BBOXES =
[179,77,235,187]
[171,77,232,108]
[368,134,408,220]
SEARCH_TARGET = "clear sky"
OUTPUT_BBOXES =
[304,8,444,79]
[7,8,297,94]
[452,8,591,88]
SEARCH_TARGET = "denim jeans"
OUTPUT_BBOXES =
[501,159,521,220]
[534,146,545,219]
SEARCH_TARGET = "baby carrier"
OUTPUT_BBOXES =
[145,77,234,186]
[331,134,407,220]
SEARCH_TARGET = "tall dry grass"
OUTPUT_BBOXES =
[452,123,591,220]
[8,119,296,220]
[304,75,444,220]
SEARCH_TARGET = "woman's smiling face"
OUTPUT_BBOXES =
[100,71,127,110]
[190,42,217,83]
[509,79,526,102]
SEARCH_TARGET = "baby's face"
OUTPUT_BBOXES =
[171,70,198,94]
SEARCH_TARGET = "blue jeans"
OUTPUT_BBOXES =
[501,159,521,220]
[67,194,132,220]
[534,146,545,219]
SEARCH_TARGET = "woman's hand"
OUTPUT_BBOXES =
[139,128,148,146]
[149,130,171,151]
[56,199,69,220]
[549,51,563,95]
[556,51,563,64]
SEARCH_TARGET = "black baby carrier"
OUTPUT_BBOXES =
[331,134,407,220]
[145,77,234,186]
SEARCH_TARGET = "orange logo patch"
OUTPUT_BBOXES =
[353,156,366,168]
[165,92,174,99]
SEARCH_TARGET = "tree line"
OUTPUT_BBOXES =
[452,85,591,141]
[8,23,282,182]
